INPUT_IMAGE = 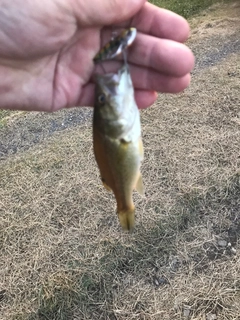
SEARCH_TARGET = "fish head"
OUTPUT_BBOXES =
[94,64,138,139]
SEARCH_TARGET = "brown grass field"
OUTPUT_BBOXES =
[0,2,240,319]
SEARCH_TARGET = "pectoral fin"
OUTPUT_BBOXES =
[101,177,112,192]
[135,173,144,195]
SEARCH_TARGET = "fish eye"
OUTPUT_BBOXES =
[98,93,106,104]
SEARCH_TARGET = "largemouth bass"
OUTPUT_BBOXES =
[94,28,137,63]
[93,64,144,230]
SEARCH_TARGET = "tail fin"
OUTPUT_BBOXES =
[117,208,135,230]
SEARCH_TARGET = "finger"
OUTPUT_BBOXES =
[98,30,195,77]
[117,2,190,43]
[93,61,191,93]
[77,82,95,106]
[135,90,158,109]
[128,34,195,77]
[72,0,146,26]
[77,83,157,109]
[131,67,191,93]
[77,69,190,108]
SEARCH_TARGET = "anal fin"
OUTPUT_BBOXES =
[135,173,144,196]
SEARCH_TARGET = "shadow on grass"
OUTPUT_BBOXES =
[27,173,239,320]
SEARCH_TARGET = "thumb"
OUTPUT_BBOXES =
[72,0,146,26]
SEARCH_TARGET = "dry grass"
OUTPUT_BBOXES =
[1,2,240,320]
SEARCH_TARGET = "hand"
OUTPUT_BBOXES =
[0,0,194,111]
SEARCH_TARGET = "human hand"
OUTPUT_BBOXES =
[0,0,194,112]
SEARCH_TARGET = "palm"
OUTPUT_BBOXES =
[39,27,101,111]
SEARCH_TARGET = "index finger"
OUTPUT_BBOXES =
[118,2,190,43]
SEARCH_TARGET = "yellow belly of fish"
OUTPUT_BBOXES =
[93,128,144,230]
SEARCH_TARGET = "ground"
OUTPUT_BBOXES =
[0,2,240,319]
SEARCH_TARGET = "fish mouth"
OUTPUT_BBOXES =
[94,64,130,96]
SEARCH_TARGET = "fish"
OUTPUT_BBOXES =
[93,63,144,230]
[93,28,137,63]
